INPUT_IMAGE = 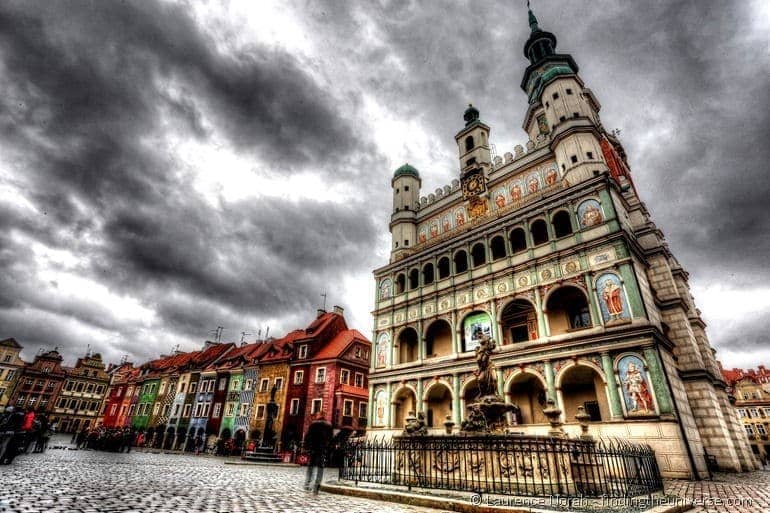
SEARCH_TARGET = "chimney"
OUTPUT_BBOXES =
[317,308,326,318]
[333,305,344,315]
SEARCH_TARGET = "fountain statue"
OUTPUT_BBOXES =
[460,334,518,433]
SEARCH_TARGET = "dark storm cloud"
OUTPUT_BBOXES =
[307,0,768,365]
[0,0,380,363]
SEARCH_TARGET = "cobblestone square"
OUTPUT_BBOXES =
[1,443,769,513]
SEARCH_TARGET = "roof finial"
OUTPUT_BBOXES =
[527,0,539,32]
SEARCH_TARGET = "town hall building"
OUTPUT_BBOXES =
[368,9,757,478]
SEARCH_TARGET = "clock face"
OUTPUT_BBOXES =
[461,167,486,199]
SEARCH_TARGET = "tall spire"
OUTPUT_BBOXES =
[527,1,539,32]
[522,1,557,65]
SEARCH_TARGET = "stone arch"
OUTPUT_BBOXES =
[424,319,452,358]
[498,297,538,344]
[530,218,549,245]
[490,235,507,260]
[453,249,468,274]
[544,285,592,335]
[471,242,487,267]
[506,371,548,424]
[551,209,573,238]
[556,362,610,422]
[422,380,453,428]
[437,256,451,279]
[394,326,419,364]
[392,384,418,429]
[509,226,527,253]
[459,309,492,353]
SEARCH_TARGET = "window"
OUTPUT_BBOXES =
[744,424,754,436]
[110,404,118,416]
[290,398,300,415]
[182,404,191,418]
[531,219,549,245]
[162,404,170,416]
[179,382,186,393]
[128,404,136,416]
[298,345,308,359]
[454,250,468,273]
[239,403,249,416]
[5,370,14,381]
[354,373,364,388]
[194,403,203,417]
[749,408,759,418]
[315,368,326,383]
[422,263,434,285]
[226,403,235,416]
[465,135,474,152]
[244,379,253,390]
[586,151,594,160]
[294,370,304,385]
[218,378,227,391]
[764,408,770,418]
[340,370,350,385]
[65,381,74,391]
[189,382,197,393]
[509,228,527,253]
[438,257,450,279]
[408,268,419,289]
[757,424,767,435]
[173,404,181,417]
[570,155,578,163]
[471,243,486,267]
[395,273,406,294]
[343,400,353,417]
[355,346,361,358]
[202,403,211,417]
[2,355,10,362]
[274,377,283,391]
[153,403,160,415]
[490,235,506,260]
[552,92,559,100]
[359,402,367,419]
[231,380,240,391]
[256,405,265,419]
[158,382,166,395]
[738,409,746,418]
[212,403,222,418]
[552,210,573,238]
[566,88,573,95]
[311,399,322,414]
[259,378,269,393]
[404,185,409,191]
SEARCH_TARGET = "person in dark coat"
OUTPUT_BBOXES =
[303,413,333,494]
[0,406,26,464]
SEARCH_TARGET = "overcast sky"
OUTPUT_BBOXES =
[0,0,768,370]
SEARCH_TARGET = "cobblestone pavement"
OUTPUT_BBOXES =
[0,448,449,513]
[1,442,768,513]
[664,471,770,513]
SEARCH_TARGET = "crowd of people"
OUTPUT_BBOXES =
[70,426,136,452]
[0,406,53,464]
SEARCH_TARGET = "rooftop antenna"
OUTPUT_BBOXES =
[86,344,92,358]
[209,326,224,343]
[320,291,328,311]
[120,354,128,365]
[265,326,270,339]
[240,332,251,346]
[257,328,262,341]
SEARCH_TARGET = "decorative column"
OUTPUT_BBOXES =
[601,352,624,419]
[417,319,424,364]
[618,263,645,319]
[643,346,674,416]
[489,299,499,343]
[385,382,393,428]
[534,287,548,338]
[544,360,556,403]
[452,374,462,426]
[584,274,602,327]
[451,310,460,356]
[416,378,424,414]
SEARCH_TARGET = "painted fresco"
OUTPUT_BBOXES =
[595,273,630,323]
[509,181,523,202]
[379,278,392,300]
[463,312,492,352]
[526,173,540,194]
[375,332,390,368]
[493,188,507,210]
[545,167,558,185]
[429,219,440,238]
[441,214,452,232]
[454,207,466,227]
[618,354,657,416]
[374,389,388,427]
[418,227,427,244]
[578,199,604,228]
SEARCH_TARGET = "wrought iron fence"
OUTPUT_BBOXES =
[339,435,663,498]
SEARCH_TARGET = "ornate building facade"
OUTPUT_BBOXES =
[0,338,25,408]
[723,365,770,462]
[52,352,110,433]
[368,9,756,478]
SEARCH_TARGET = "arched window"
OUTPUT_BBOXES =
[454,250,468,273]
[490,235,506,260]
[425,320,453,358]
[546,286,591,335]
[501,299,538,343]
[396,328,419,365]
[509,227,527,253]
[395,273,406,294]
[471,243,486,267]
[408,269,419,290]
[531,219,549,245]
[465,135,474,152]
[437,257,450,279]
[422,263,434,285]
[552,210,573,238]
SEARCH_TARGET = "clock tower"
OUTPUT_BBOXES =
[455,104,492,219]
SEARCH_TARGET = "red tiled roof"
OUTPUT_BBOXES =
[721,368,743,385]
[313,329,369,360]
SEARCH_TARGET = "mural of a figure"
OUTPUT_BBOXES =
[510,183,522,201]
[379,279,392,300]
[618,355,656,415]
[545,168,558,185]
[418,228,427,244]
[374,390,387,426]
[578,199,604,227]
[430,221,439,237]
[527,175,539,193]
[494,189,506,209]
[596,273,630,323]
[375,333,390,368]
[442,215,452,232]
[455,209,466,226]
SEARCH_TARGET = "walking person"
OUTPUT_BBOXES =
[302,412,333,495]
[0,406,25,464]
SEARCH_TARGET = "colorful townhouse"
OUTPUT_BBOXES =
[10,349,67,416]
[101,361,136,427]
[213,342,263,447]
[0,338,25,408]
[53,352,110,433]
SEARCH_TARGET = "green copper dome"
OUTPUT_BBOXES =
[394,163,420,178]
